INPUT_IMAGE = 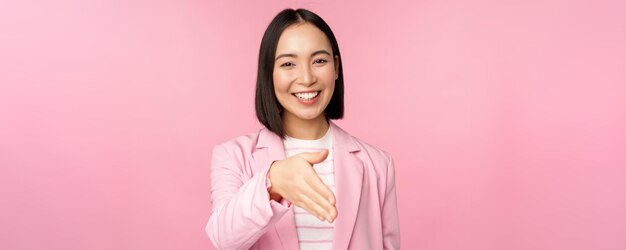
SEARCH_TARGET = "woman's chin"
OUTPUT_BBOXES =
[298,114,323,121]
[282,107,326,121]
[291,111,324,121]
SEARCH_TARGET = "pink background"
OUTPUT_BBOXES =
[1,0,625,249]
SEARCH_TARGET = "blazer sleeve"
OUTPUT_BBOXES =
[382,155,401,249]
[205,144,292,250]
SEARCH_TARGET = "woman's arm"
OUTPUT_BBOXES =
[382,155,401,249]
[205,144,291,249]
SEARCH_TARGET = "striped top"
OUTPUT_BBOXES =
[283,126,335,250]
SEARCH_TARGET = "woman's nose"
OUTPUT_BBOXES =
[298,65,316,86]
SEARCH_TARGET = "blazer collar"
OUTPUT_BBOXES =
[255,121,363,250]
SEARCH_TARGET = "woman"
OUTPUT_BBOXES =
[206,8,400,250]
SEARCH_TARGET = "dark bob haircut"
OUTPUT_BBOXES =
[255,8,344,138]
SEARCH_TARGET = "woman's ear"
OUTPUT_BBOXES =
[334,55,340,80]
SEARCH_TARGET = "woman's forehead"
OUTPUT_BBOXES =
[275,23,332,55]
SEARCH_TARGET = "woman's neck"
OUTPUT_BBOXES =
[282,113,329,140]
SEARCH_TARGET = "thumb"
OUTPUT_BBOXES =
[297,149,329,165]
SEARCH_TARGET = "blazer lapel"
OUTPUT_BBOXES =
[252,127,299,250]
[329,122,364,250]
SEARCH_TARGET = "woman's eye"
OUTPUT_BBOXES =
[280,62,294,67]
[314,59,328,64]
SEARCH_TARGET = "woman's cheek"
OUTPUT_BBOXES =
[318,66,336,79]
[273,72,289,90]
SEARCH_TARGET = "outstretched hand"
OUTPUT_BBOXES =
[268,149,337,223]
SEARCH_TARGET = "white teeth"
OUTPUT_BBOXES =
[294,91,319,100]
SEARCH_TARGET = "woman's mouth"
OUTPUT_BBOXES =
[292,91,321,104]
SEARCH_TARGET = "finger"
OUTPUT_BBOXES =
[297,149,329,165]
[297,194,332,222]
[304,171,336,206]
[302,167,337,221]
[301,182,335,221]
[328,191,336,205]
[315,188,337,222]
[329,205,337,223]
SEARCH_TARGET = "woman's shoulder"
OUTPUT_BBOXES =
[351,135,393,163]
[213,128,263,155]
[331,122,392,163]
[341,130,396,180]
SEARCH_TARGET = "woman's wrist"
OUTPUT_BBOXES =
[267,161,283,202]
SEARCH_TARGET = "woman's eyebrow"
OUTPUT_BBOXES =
[275,50,331,60]
[311,50,331,57]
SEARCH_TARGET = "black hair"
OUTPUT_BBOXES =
[255,8,344,138]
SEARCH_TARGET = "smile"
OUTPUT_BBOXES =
[292,91,320,101]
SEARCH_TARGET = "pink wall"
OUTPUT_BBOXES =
[1,0,625,249]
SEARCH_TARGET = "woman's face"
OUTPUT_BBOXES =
[273,22,339,123]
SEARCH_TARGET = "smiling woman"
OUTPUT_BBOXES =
[205,8,400,250]
[255,9,345,140]
[273,22,339,138]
